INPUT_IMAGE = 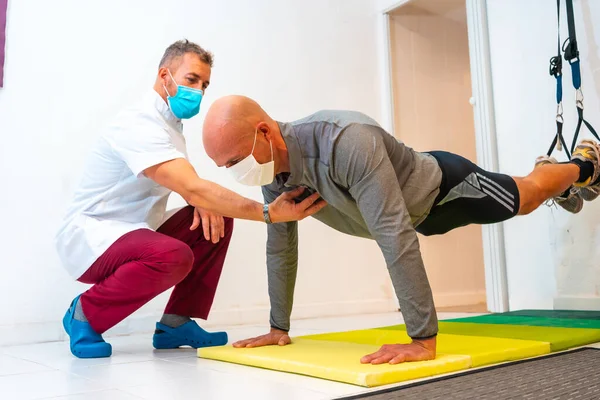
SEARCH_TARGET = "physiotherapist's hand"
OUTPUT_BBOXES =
[232,328,291,348]
[268,187,327,223]
[191,207,225,244]
[360,337,436,365]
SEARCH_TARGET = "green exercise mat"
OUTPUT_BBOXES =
[375,322,600,351]
[498,309,600,320]
[444,314,600,329]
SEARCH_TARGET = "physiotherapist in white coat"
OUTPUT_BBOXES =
[55,39,326,359]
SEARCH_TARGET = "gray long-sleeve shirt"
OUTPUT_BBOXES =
[262,110,443,339]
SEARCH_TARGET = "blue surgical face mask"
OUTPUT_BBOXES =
[163,69,203,119]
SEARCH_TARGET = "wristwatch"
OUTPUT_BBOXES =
[263,204,272,224]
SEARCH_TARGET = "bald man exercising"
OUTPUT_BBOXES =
[202,95,600,364]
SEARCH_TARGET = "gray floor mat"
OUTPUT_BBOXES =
[336,348,600,400]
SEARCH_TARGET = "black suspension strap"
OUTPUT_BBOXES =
[563,0,600,154]
[547,0,570,159]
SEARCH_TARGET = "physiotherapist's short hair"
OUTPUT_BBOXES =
[159,39,214,69]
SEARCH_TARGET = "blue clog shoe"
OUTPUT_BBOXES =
[153,320,228,349]
[62,295,112,358]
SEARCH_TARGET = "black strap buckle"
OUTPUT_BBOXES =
[562,37,579,63]
[549,55,562,76]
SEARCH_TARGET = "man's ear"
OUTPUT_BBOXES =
[158,67,168,82]
[158,67,174,90]
[257,122,270,139]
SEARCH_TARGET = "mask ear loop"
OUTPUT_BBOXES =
[251,128,259,155]
[163,69,178,98]
[252,127,274,161]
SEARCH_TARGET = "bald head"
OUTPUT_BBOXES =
[203,95,278,168]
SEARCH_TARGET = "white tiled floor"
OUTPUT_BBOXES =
[4,311,595,400]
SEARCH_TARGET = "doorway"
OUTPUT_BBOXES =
[387,0,487,312]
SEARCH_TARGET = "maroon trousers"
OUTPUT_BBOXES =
[78,206,233,334]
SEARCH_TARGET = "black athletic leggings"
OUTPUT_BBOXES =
[416,151,520,236]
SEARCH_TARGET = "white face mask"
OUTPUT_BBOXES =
[228,128,275,186]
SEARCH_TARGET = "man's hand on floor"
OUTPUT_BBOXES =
[360,337,436,364]
[232,328,291,348]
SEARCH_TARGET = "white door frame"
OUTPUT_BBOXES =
[376,0,509,312]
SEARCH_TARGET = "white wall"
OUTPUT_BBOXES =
[486,0,600,310]
[0,0,396,346]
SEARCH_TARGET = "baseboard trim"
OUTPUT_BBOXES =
[0,298,398,347]
[206,298,399,326]
[433,291,487,308]
[0,294,492,347]
[553,296,600,310]
[0,322,66,348]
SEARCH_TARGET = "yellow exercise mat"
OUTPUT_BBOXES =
[198,338,471,387]
[302,330,550,367]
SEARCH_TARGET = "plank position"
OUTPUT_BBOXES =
[201,95,600,364]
